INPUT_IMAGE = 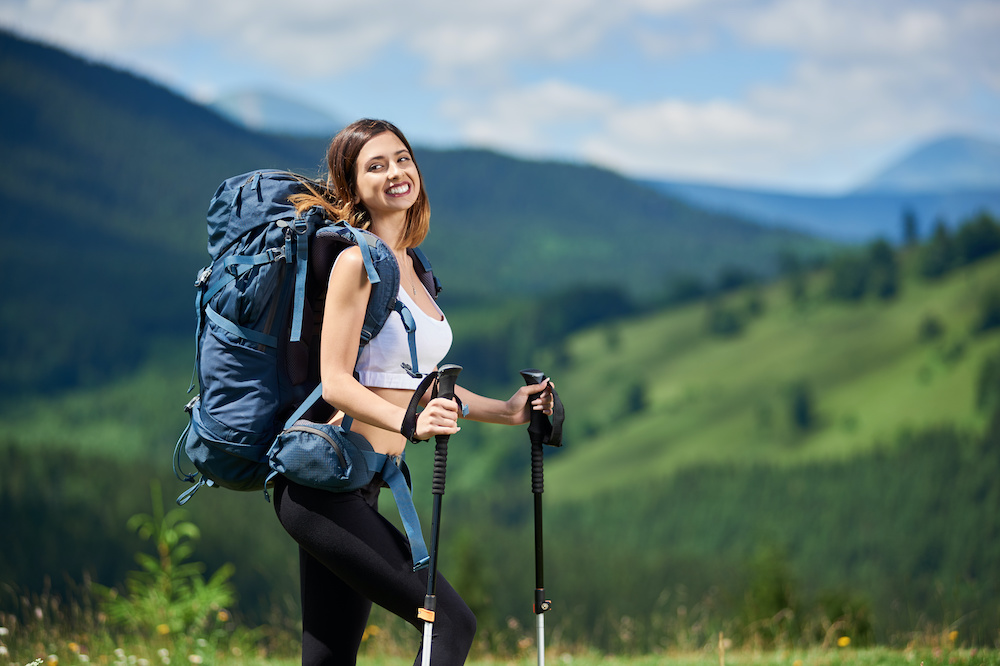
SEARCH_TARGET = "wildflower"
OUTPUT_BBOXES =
[362,625,381,642]
[80,656,91,663]
[837,636,851,648]
[217,610,230,622]
[157,649,169,659]
[156,624,170,635]
[46,655,59,665]
[0,645,8,657]
[188,655,203,664]
[0,625,7,636]
[69,643,80,654]
[949,630,958,643]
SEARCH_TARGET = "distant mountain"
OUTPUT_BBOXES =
[857,135,1000,193]
[209,90,345,137]
[642,135,1000,243]
[0,29,822,396]
[642,180,1000,243]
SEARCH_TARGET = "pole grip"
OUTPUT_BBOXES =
[521,368,548,495]
[437,363,462,398]
[431,364,462,496]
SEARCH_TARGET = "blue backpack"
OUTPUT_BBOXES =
[172,170,440,567]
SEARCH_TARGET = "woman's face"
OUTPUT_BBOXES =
[353,131,421,223]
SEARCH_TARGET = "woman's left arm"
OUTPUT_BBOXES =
[452,380,554,426]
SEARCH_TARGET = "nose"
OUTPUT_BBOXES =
[387,160,402,180]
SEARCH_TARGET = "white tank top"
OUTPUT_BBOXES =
[355,285,453,389]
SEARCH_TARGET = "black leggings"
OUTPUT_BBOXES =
[273,475,476,665]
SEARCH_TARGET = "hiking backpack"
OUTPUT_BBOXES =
[173,169,441,505]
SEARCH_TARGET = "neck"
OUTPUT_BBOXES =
[369,212,408,252]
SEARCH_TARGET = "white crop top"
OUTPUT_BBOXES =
[355,285,453,389]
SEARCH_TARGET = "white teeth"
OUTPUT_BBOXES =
[388,183,409,195]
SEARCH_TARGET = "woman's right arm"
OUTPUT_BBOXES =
[319,246,459,440]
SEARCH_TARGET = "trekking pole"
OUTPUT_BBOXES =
[520,368,564,666]
[419,363,462,666]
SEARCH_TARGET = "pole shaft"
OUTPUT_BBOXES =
[534,486,544,591]
[537,613,545,666]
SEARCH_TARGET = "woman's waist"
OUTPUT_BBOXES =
[335,386,411,457]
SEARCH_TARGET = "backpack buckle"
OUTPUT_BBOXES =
[194,267,212,287]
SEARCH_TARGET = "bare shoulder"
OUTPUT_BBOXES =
[327,245,368,289]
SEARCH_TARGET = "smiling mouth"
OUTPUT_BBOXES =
[387,183,411,196]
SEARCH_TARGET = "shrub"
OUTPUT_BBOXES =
[972,289,1000,335]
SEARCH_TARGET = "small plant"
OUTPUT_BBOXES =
[98,480,235,638]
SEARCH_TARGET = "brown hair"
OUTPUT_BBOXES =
[290,119,431,248]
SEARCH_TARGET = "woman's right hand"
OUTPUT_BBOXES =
[414,396,461,440]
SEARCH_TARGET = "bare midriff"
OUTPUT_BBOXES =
[329,386,413,457]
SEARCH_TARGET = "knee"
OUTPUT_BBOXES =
[455,603,477,646]
[441,597,477,658]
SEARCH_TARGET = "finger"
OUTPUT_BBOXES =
[428,397,460,414]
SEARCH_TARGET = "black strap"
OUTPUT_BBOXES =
[401,371,439,443]
[540,385,565,447]
[399,370,467,444]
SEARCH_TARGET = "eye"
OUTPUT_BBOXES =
[367,163,384,172]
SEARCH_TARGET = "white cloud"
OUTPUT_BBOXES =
[442,80,617,156]
[1,0,996,189]
[582,99,791,184]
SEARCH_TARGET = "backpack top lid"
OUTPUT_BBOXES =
[206,170,323,259]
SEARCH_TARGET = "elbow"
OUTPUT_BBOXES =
[320,372,352,408]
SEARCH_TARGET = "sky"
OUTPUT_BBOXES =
[2,0,998,193]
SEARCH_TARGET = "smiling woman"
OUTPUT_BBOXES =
[270,118,556,666]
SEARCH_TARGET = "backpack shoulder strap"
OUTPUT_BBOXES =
[409,246,441,299]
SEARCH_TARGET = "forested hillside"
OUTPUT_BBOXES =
[0,29,825,398]
[3,211,998,650]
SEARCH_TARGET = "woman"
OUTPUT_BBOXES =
[272,118,554,665]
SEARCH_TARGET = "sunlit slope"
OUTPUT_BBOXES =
[544,252,1000,500]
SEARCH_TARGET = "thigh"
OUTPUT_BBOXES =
[274,478,424,623]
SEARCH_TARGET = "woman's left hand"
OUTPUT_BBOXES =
[507,379,555,425]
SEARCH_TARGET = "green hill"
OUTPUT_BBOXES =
[543,245,1000,500]
[0,29,825,397]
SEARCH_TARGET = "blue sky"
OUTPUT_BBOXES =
[2,0,997,192]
